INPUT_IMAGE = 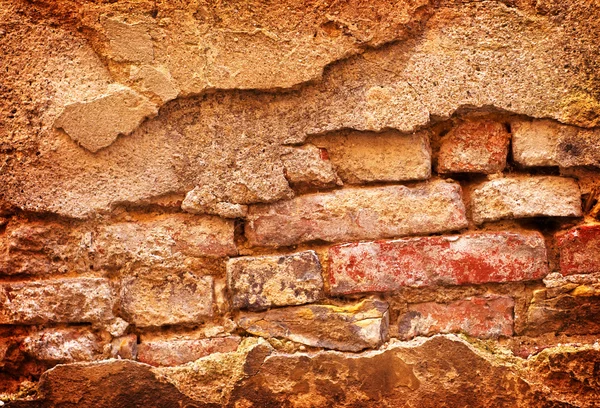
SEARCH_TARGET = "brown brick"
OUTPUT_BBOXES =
[227,251,324,310]
[329,232,548,294]
[471,176,582,224]
[137,336,241,366]
[437,119,509,174]
[22,328,108,363]
[397,296,514,339]
[246,180,468,247]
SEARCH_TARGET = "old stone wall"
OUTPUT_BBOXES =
[1,0,600,407]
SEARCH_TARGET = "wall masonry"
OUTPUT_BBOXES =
[2,0,600,406]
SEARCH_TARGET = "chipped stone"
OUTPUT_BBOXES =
[237,299,389,352]
[54,84,158,152]
[0,278,115,324]
[137,336,241,367]
[181,186,248,218]
[471,176,582,224]
[110,334,138,360]
[281,144,342,189]
[130,65,179,102]
[103,18,154,63]
[22,328,107,363]
[227,251,324,310]
[246,180,468,247]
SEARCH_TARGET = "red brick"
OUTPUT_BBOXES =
[137,336,241,366]
[246,180,468,247]
[397,296,514,339]
[328,231,548,294]
[438,119,510,174]
[557,225,600,275]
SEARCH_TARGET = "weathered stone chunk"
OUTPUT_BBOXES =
[227,251,324,310]
[398,296,514,340]
[557,225,600,275]
[94,214,237,269]
[130,65,179,103]
[471,176,582,224]
[512,119,600,168]
[281,144,342,189]
[138,336,241,367]
[54,84,158,152]
[103,18,154,63]
[246,180,468,247]
[329,232,548,294]
[0,278,115,324]
[310,130,431,183]
[237,299,388,352]
[437,119,509,174]
[120,270,214,327]
[522,277,600,336]
[22,328,108,363]
[181,186,248,218]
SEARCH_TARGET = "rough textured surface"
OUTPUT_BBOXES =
[227,251,324,311]
[397,296,515,340]
[512,119,600,168]
[3,0,600,405]
[237,299,389,352]
[246,181,468,247]
[0,278,115,324]
[437,119,510,174]
[329,232,548,294]
[310,130,431,183]
[557,225,600,275]
[471,176,582,224]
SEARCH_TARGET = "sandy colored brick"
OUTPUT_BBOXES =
[329,231,548,294]
[237,299,389,352]
[311,129,431,183]
[397,296,514,340]
[471,176,582,224]
[281,144,342,189]
[227,251,324,311]
[512,119,600,168]
[0,278,115,324]
[246,180,468,247]
[437,119,509,174]
[120,270,214,327]
[137,336,241,367]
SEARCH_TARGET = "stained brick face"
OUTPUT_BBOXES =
[328,232,548,294]
[557,225,600,275]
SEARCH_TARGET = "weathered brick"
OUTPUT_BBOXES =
[437,119,509,174]
[328,232,548,294]
[471,176,582,224]
[0,278,115,324]
[281,144,342,189]
[120,270,214,327]
[110,334,138,360]
[310,129,431,183]
[237,299,389,352]
[22,328,108,363]
[521,273,600,336]
[94,214,237,269]
[512,119,600,168]
[137,336,241,366]
[397,296,514,340]
[557,225,600,275]
[246,180,468,247]
[227,251,324,310]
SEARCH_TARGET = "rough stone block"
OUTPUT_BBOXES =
[557,225,600,275]
[237,299,389,352]
[281,144,342,189]
[512,119,600,168]
[437,119,509,174]
[471,176,582,224]
[246,180,468,247]
[137,336,241,367]
[120,270,214,327]
[397,296,514,339]
[22,328,108,363]
[328,232,548,294]
[0,278,115,324]
[227,251,324,310]
[310,130,431,183]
